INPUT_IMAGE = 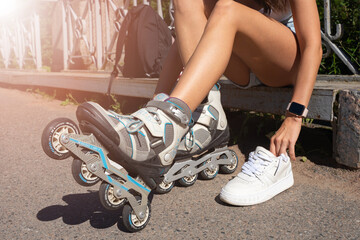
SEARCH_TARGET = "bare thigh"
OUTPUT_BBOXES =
[220,2,299,87]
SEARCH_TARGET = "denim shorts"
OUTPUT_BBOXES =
[283,16,296,34]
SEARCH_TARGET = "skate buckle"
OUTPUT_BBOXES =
[170,106,189,125]
[60,134,70,144]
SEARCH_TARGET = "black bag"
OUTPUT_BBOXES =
[107,4,172,94]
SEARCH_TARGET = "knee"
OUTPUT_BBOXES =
[173,0,204,15]
[211,0,237,20]
[209,0,248,28]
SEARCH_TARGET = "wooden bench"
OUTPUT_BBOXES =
[0,70,359,168]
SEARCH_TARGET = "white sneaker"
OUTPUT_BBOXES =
[220,146,294,206]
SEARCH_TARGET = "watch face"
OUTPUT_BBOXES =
[289,102,305,116]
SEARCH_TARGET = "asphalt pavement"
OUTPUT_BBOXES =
[0,87,359,240]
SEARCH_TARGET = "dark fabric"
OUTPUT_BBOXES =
[117,4,172,78]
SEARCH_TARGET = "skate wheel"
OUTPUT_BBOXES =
[154,180,175,194]
[41,118,79,160]
[99,181,126,211]
[200,159,219,180]
[220,150,238,174]
[71,158,100,186]
[122,198,151,232]
[177,174,198,187]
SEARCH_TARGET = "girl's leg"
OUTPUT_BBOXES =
[170,0,299,111]
[154,41,183,95]
[154,0,217,95]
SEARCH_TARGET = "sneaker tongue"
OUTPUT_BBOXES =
[254,146,276,160]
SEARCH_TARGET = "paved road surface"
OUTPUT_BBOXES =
[0,87,359,240]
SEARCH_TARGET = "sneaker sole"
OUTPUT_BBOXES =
[220,171,294,206]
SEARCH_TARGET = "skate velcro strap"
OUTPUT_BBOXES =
[146,100,190,125]
[195,114,214,127]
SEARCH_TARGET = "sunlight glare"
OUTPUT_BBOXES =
[0,0,20,18]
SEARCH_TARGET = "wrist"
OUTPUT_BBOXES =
[285,112,303,122]
[286,102,308,118]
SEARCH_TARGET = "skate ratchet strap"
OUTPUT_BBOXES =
[146,99,191,126]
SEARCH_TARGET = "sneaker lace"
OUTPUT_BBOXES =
[242,152,289,177]
[241,151,272,177]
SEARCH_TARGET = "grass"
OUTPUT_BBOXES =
[61,93,79,106]
[26,88,56,101]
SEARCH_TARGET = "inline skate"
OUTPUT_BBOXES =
[42,92,192,232]
[154,84,238,194]
[41,85,238,232]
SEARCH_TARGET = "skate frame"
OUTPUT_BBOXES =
[163,147,236,183]
[59,132,150,220]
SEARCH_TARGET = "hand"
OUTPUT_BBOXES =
[270,114,302,161]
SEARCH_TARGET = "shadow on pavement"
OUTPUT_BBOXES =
[36,190,129,232]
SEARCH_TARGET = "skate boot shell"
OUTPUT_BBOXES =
[75,93,192,189]
[155,85,239,194]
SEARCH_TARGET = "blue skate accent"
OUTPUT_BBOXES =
[138,131,145,137]
[107,175,113,183]
[109,115,127,127]
[49,141,55,153]
[130,135,134,159]
[167,100,183,110]
[195,142,202,150]
[106,176,129,191]
[127,175,151,193]
[79,173,87,183]
[69,137,150,193]
[129,215,134,226]
[70,138,109,169]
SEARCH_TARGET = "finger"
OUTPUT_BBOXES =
[288,141,296,161]
[274,134,285,157]
[270,137,276,156]
[278,140,288,157]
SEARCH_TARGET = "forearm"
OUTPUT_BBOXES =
[291,46,322,108]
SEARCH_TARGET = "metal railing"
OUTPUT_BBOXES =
[0,12,42,70]
[321,0,358,74]
[0,0,358,74]
[61,0,171,70]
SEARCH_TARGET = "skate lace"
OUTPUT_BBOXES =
[125,110,162,133]
[184,129,195,149]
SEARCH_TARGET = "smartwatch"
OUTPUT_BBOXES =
[286,102,308,118]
